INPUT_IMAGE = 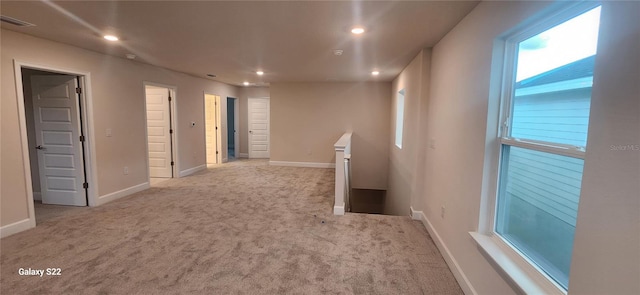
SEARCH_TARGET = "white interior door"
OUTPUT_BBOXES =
[248,98,270,158]
[205,94,220,164]
[31,75,87,206]
[146,86,173,178]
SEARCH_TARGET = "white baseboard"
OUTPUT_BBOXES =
[97,182,149,206]
[33,192,42,201]
[238,153,249,158]
[410,207,477,295]
[1,218,34,238]
[179,164,206,177]
[334,203,345,215]
[269,161,336,169]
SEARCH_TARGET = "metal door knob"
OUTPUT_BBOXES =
[35,145,45,150]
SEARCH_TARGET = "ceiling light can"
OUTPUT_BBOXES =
[103,35,118,41]
[351,27,365,35]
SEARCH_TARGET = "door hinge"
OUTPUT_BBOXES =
[79,135,85,142]
[76,87,82,94]
[168,96,172,102]
[216,151,219,154]
[83,182,89,189]
[169,129,173,134]
[171,161,175,166]
[215,126,218,130]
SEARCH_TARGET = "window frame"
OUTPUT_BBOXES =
[395,89,405,149]
[475,2,602,294]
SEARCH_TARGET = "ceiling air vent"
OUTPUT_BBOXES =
[0,15,36,27]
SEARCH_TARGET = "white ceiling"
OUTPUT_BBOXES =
[1,1,478,86]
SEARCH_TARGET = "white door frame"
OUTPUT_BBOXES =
[248,97,270,158]
[203,93,222,164]
[143,82,178,180]
[13,60,99,229]
[234,98,240,158]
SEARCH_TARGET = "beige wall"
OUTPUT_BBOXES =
[386,49,431,216]
[270,82,390,190]
[390,1,640,294]
[237,87,270,156]
[1,29,239,227]
[569,2,639,294]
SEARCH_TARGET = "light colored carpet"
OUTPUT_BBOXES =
[150,177,170,186]
[1,159,462,294]
[33,201,86,225]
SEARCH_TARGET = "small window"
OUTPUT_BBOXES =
[395,89,405,148]
[494,5,601,290]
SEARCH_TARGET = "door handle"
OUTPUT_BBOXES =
[35,145,46,150]
[249,130,253,134]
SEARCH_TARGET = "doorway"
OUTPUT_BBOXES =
[204,94,221,165]
[248,97,270,158]
[227,97,239,160]
[15,63,98,228]
[144,84,177,186]
[23,69,89,206]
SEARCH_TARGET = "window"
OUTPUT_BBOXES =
[494,4,601,290]
[395,89,405,148]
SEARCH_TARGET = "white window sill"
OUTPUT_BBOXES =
[469,232,566,295]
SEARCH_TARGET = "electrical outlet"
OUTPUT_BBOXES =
[124,166,129,175]
[441,206,446,219]
[106,128,112,137]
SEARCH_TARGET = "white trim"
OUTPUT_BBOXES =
[0,219,34,238]
[179,164,206,177]
[410,207,477,295]
[333,203,345,216]
[501,138,585,159]
[334,132,353,151]
[269,161,336,169]
[238,153,249,158]
[97,182,149,206]
[410,206,421,219]
[470,232,565,295]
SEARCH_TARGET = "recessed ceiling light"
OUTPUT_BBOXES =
[333,49,344,56]
[351,27,365,35]
[207,74,216,78]
[256,71,264,76]
[243,82,250,86]
[125,54,136,60]
[372,71,380,76]
[103,35,118,41]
